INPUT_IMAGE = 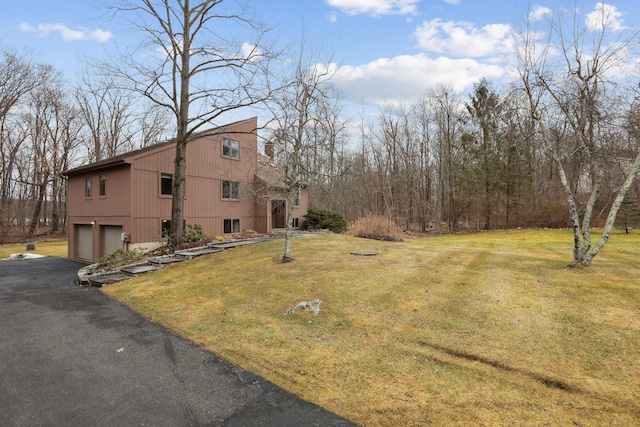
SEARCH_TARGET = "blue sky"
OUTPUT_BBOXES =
[1,0,638,112]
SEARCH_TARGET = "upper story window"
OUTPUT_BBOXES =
[85,176,91,198]
[222,180,239,200]
[99,173,106,197]
[222,138,240,159]
[294,187,300,207]
[161,173,173,196]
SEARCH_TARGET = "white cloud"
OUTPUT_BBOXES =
[413,19,512,58]
[529,5,552,21]
[89,28,113,43]
[326,0,419,16]
[239,42,262,62]
[443,0,460,5]
[586,3,627,32]
[332,53,505,105]
[19,22,112,42]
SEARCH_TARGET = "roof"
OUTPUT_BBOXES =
[255,154,308,190]
[256,154,286,188]
[62,117,258,177]
[62,139,175,176]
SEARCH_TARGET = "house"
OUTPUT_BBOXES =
[63,117,309,263]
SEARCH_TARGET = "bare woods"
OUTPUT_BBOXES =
[2,2,640,255]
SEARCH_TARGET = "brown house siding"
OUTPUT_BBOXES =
[66,164,132,261]
[64,117,309,263]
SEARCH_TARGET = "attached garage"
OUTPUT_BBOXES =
[76,224,93,262]
[101,225,123,258]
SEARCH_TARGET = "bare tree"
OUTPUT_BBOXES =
[103,0,276,248]
[429,85,464,230]
[515,2,640,266]
[0,50,49,239]
[75,73,138,161]
[22,68,83,238]
[264,50,337,263]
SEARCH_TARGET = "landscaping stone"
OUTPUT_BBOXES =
[147,255,186,265]
[75,233,309,287]
[88,273,132,287]
[208,240,259,249]
[350,251,378,256]
[175,246,224,259]
[120,263,162,275]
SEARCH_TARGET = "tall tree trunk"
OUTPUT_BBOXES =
[27,182,46,239]
[583,152,640,265]
[169,0,192,249]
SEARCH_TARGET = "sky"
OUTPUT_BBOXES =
[1,0,639,117]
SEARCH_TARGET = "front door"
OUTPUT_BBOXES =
[271,200,286,229]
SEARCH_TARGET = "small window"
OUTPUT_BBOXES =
[99,173,106,197]
[222,138,240,159]
[161,219,185,238]
[292,217,299,228]
[294,187,300,207]
[161,219,170,238]
[161,173,173,196]
[222,180,239,200]
[224,218,240,234]
[85,176,92,198]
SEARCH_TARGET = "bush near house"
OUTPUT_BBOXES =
[98,248,148,270]
[301,209,347,233]
[183,223,206,242]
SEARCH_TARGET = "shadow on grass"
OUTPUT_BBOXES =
[418,341,578,393]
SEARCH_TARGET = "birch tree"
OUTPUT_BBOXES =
[264,52,337,263]
[515,2,640,266]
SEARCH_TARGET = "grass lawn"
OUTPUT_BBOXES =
[0,239,68,259]
[102,229,640,425]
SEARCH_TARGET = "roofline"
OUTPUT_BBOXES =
[62,117,258,177]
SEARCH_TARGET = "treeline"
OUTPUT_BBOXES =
[305,79,640,232]
[0,49,171,243]
[3,4,640,243]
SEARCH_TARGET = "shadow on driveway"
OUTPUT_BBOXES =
[0,257,356,426]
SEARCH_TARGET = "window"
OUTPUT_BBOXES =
[292,217,299,228]
[161,219,170,238]
[161,219,185,238]
[294,187,300,207]
[222,180,239,200]
[224,218,240,234]
[99,173,106,197]
[161,173,173,196]
[222,138,240,159]
[85,176,92,198]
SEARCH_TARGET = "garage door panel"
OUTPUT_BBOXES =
[76,225,93,261]
[102,226,123,258]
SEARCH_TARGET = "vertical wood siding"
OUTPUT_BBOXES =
[66,117,306,260]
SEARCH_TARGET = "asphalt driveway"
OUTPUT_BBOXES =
[0,257,355,426]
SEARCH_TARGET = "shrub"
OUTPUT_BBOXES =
[349,216,404,242]
[302,209,347,233]
[183,223,206,242]
[98,248,148,269]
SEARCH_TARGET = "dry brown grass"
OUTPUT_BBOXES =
[103,230,640,426]
[0,239,67,258]
[349,216,405,241]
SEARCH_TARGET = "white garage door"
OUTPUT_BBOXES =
[102,225,123,258]
[76,225,93,261]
